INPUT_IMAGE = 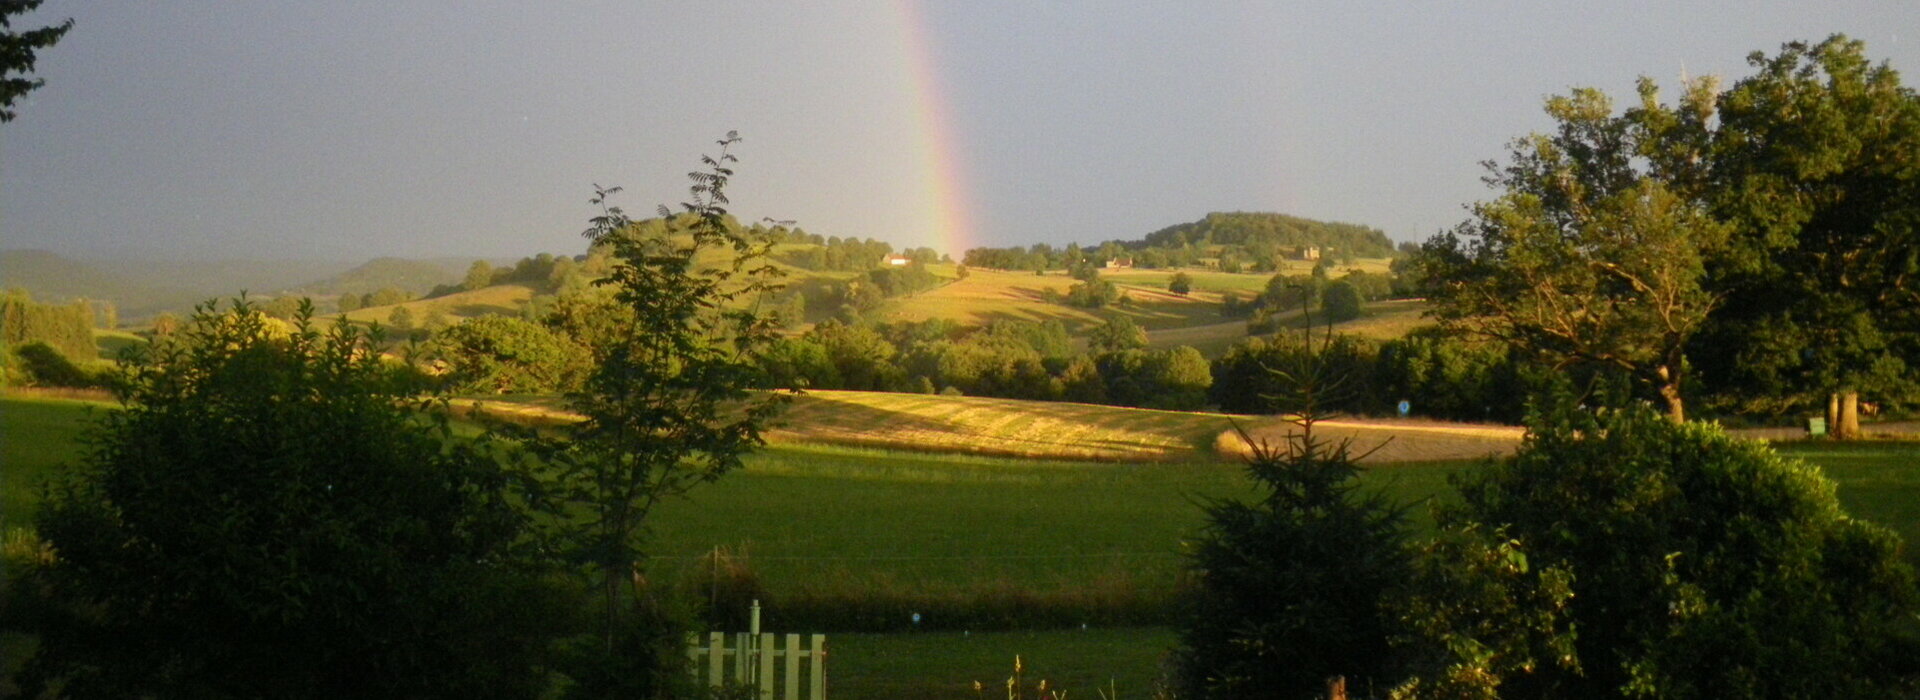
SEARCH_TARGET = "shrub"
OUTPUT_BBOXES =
[1211,333,1378,415]
[13,300,568,698]
[1395,403,1920,697]
[1174,428,1414,699]
[1322,280,1362,322]
[431,315,590,394]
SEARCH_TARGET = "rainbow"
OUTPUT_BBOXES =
[890,0,975,257]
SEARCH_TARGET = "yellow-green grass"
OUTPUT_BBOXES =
[873,268,1230,333]
[1144,320,1247,358]
[461,389,1255,462]
[338,283,540,325]
[1267,298,1433,341]
[766,390,1252,461]
[1098,258,1391,292]
[92,328,146,357]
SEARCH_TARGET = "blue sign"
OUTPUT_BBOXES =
[1396,400,1411,418]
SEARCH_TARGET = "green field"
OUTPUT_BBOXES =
[5,396,1916,698]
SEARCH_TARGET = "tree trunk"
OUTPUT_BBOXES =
[1657,375,1686,423]
[1827,393,1840,437]
[1837,390,1861,439]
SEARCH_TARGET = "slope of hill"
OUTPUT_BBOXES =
[1140,211,1397,258]
[295,256,464,295]
[1,249,377,319]
[339,283,538,324]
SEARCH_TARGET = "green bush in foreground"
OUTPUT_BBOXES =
[12,300,569,698]
[1394,404,1920,698]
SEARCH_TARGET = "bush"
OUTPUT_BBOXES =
[1396,403,1920,697]
[1374,328,1527,423]
[1211,333,1378,415]
[431,315,591,394]
[1322,280,1362,322]
[13,300,569,698]
[1174,429,1414,699]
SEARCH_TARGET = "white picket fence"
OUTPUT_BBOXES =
[685,602,825,699]
[686,631,827,700]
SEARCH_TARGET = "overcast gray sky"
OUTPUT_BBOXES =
[3,2,1914,261]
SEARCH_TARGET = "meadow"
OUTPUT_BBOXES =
[5,394,1915,698]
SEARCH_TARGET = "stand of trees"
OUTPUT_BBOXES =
[1418,35,1920,429]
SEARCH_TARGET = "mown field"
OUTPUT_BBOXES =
[5,394,1915,698]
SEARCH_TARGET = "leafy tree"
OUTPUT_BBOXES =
[1419,86,1731,421]
[1322,280,1363,323]
[524,133,790,685]
[387,304,414,331]
[1,289,95,360]
[431,315,590,394]
[260,295,305,320]
[1094,346,1211,410]
[1,0,72,122]
[1396,401,1919,697]
[1168,271,1193,295]
[465,259,496,291]
[1211,332,1378,415]
[1065,274,1120,308]
[1688,36,1920,434]
[367,287,411,307]
[1375,328,1527,423]
[13,300,566,697]
[149,312,179,337]
[1088,315,1148,352]
[336,292,362,312]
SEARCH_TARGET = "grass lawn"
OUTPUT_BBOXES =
[1,395,110,531]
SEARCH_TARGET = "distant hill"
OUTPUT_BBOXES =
[1140,212,1397,258]
[0,249,475,320]
[0,249,204,317]
[295,257,466,295]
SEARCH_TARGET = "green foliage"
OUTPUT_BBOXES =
[1,0,72,123]
[464,259,496,291]
[431,315,590,394]
[1375,328,1527,423]
[1,289,96,361]
[1211,332,1379,415]
[1093,347,1212,410]
[387,304,414,331]
[1399,403,1920,697]
[1421,117,1728,421]
[1322,280,1363,323]
[524,133,790,677]
[1168,271,1193,295]
[1692,36,1920,416]
[12,300,567,698]
[1062,275,1120,308]
[1088,315,1148,352]
[1175,323,1413,698]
